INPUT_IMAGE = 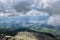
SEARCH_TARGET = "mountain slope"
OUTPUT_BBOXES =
[0,28,57,40]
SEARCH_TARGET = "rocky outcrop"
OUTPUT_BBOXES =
[1,31,56,40]
[0,28,57,40]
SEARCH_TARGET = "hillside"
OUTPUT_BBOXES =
[1,31,56,40]
[0,28,57,40]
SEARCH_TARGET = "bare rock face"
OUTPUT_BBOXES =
[2,32,38,40]
[13,31,38,40]
[1,31,56,40]
[2,36,12,40]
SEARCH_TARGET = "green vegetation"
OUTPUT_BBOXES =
[0,26,60,40]
[30,27,60,40]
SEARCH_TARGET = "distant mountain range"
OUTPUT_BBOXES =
[0,16,59,30]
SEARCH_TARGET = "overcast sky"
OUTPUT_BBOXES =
[0,0,60,26]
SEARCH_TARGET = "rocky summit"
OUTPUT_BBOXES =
[0,29,57,40]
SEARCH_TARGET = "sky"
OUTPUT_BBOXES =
[0,0,60,27]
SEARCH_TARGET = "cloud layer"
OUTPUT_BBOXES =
[0,0,60,26]
[0,0,60,15]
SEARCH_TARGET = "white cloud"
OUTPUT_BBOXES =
[32,0,60,15]
[26,9,49,16]
[0,0,60,28]
[0,0,60,13]
[0,0,60,17]
[47,14,60,26]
